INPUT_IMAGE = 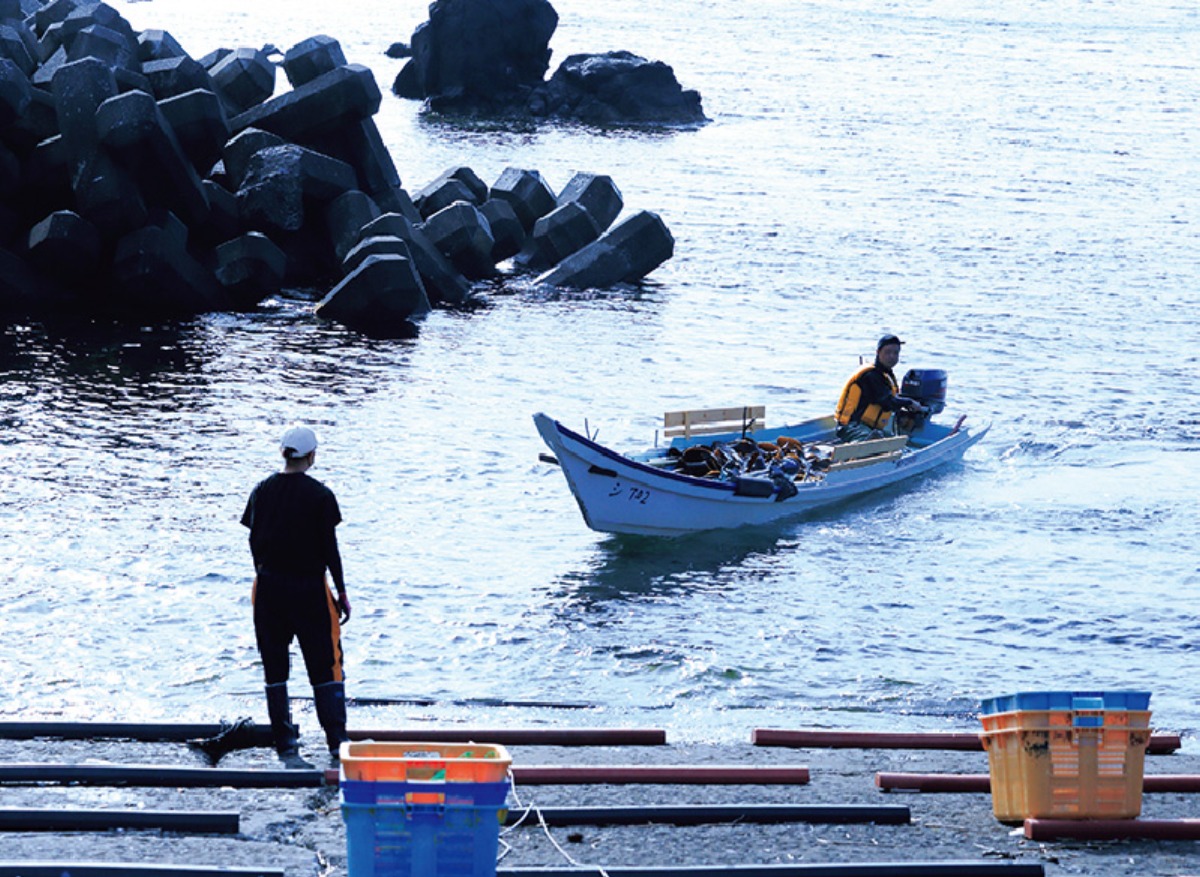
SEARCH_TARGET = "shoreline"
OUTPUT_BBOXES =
[1,731,1198,876]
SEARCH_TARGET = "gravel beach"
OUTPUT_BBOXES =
[2,732,1198,876]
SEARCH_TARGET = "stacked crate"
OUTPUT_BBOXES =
[979,691,1152,823]
[340,741,513,877]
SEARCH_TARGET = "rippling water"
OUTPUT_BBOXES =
[2,0,1197,745]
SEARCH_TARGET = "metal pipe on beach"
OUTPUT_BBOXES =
[349,727,667,745]
[0,867,282,877]
[323,764,811,786]
[0,721,272,744]
[502,804,910,826]
[1025,818,1200,841]
[510,765,811,785]
[498,862,1046,876]
[876,772,1200,794]
[753,728,1181,754]
[0,763,324,788]
[0,808,238,833]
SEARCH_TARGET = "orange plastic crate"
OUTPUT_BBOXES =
[980,709,1151,734]
[339,742,512,784]
[981,726,1151,822]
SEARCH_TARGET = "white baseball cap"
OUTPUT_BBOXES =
[280,424,318,458]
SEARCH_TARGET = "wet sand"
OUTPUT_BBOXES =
[1,734,1197,876]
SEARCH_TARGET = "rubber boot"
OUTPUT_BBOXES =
[313,680,350,757]
[265,682,312,769]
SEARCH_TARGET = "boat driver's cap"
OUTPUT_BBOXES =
[280,424,318,458]
[877,334,904,350]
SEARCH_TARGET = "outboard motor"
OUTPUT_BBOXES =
[901,368,947,415]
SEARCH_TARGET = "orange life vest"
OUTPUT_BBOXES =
[835,365,899,430]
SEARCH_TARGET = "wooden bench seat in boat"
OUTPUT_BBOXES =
[825,435,908,472]
[664,405,765,440]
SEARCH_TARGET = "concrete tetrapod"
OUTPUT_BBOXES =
[315,252,431,335]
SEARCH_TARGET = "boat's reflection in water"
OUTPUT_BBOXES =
[548,520,804,610]
[546,461,956,610]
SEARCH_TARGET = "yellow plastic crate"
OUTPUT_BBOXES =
[339,741,512,784]
[981,726,1151,822]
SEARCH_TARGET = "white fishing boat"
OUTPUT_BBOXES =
[535,375,988,537]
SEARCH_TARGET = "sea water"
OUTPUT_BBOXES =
[1,0,1197,745]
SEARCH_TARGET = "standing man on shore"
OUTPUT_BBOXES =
[241,424,352,766]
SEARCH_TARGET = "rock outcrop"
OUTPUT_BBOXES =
[0,2,447,331]
[0,1,676,336]
[393,0,557,111]
[392,0,705,125]
[528,52,705,125]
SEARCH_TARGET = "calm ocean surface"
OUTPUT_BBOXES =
[2,0,1197,746]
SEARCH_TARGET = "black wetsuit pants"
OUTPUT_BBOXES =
[252,571,344,687]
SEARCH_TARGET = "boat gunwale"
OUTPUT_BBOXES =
[549,417,739,492]
[545,415,987,496]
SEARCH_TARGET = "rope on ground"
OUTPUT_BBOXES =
[502,769,611,877]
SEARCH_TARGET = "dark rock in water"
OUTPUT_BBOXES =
[514,200,600,271]
[0,244,73,313]
[536,209,674,289]
[194,178,239,247]
[325,188,381,263]
[310,117,410,216]
[315,252,431,335]
[65,23,138,72]
[0,23,37,77]
[112,220,228,314]
[231,63,381,145]
[479,197,524,262]
[196,47,232,71]
[0,56,32,128]
[208,46,275,116]
[32,45,68,91]
[282,35,346,88]
[141,54,214,100]
[385,42,410,60]
[358,211,471,306]
[220,126,285,189]
[95,88,211,227]
[557,171,622,232]
[32,0,79,38]
[52,56,147,236]
[489,166,555,232]
[136,29,186,63]
[237,142,357,234]
[342,233,411,275]
[412,165,488,217]
[213,231,286,309]
[156,87,230,175]
[20,135,72,216]
[6,82,55,153]
[0,0,665,324]
[393,0,557,107]
[531,51,706,125]
[26,208,101,285]
[420,199,495,280]
[414,176,477,219]
[60,2,136,49]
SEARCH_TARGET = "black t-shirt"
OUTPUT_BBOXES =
[855,365,905,414]
[241,472,342,580]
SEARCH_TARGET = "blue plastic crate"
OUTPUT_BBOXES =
[979,690,1150,715]
[343,797,506,877]
[342,779,510,807]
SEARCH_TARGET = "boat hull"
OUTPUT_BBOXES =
[535,412,989,537]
